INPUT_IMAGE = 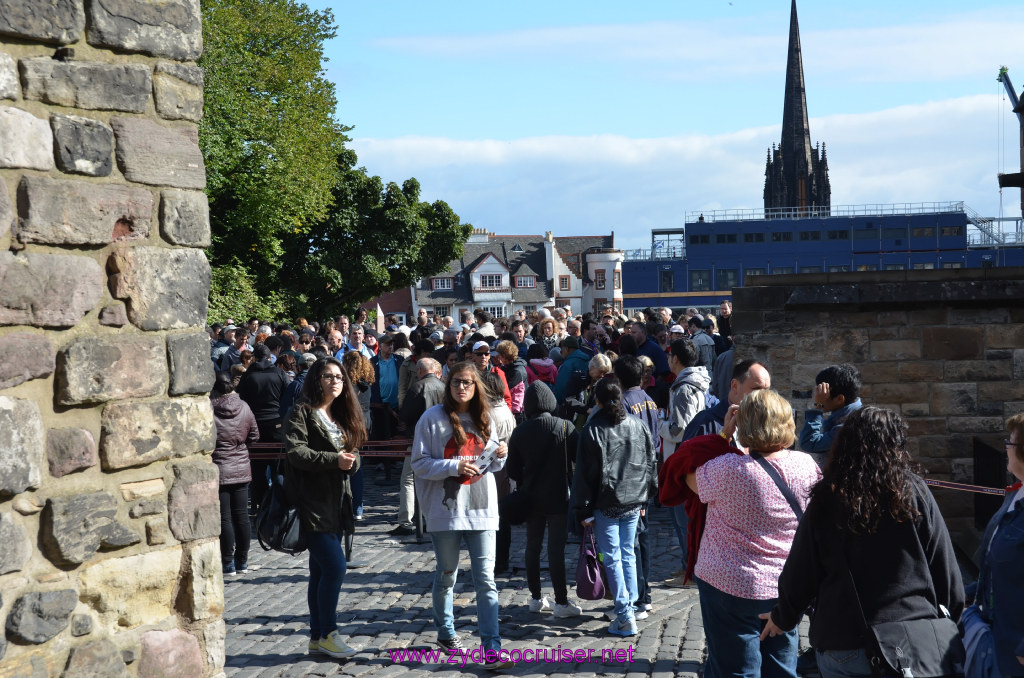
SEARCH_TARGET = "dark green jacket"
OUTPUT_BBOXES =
[284,404,361,534]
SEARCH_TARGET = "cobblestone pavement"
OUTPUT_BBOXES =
[224,465,810,677]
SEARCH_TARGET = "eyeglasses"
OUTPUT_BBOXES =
[1005,439,1021,447]
[451,379,475,389]
[321,374,344,382]
[473,351,490,357]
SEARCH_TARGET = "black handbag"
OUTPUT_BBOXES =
[255,459,307,556]
[499,489,532,526]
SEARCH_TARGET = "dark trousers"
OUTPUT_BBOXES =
[525,511,569,605]
[635,501,652,605]
[494,468,512,570]
[219,482,251,567]
[250,418,282,512]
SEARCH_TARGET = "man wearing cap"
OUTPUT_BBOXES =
[219,328,251,373]
[211,325,234,365]
[371,334,404,442]
[669,324,687,341]
[471,340,512,409]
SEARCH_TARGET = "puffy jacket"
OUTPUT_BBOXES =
[659,366,711,456]
[526,358,557,385]
[211,393,259,485]
[500,357,528,415]
[237,360,291,421]
[283,404,361,534]
[571,408,657,519]
[507,383,578,515]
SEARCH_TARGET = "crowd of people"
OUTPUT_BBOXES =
[205,302,1023,677]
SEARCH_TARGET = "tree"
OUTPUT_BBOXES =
[199,0,346,280]
[281,149,473,318]
[207,263,288,324]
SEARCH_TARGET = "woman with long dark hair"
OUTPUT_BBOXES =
[762,407,964,678]
[284,357,366,659]
[410,361,513,669]
[571,379,657,637]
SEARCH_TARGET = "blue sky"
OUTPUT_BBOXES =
[310,1,1024,252]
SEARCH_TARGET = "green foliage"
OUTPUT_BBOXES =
[208,263,288,325]
[199,0,346,278]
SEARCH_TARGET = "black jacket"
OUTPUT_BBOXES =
[399,374,445,430]
[237,360,291,421]
[770,474,965,651]
[506,383,579,515]
[570,407,657,519]
[283,404,361,534]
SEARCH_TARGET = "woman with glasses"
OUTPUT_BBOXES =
[411,362,513,670]
[284,357,365,659]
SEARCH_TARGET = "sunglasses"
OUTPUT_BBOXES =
[473,351,490,357]
[451,378,475,389]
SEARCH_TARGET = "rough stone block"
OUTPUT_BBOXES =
[50,113,114,176]
[869,339,921,361]
[109,246,210,330]
[980,381,1024,403]
[146,518,173,545]
[1016,350,1024,381]
[129,497,165,518]
[921,327,984,360]
[0,106,53,170]
[948,417,1005,434]
[57,334,166,405]
[0,252,105,327]
[986,324,1024,350]
[160,189,210,247]
[167,461,220,542]
[0,52,17,99]
[138,628,204,678]
[859,361,898,384]
[99,520,141,549]
[870,383,922,405]
[186,540,224,621]
[154,61,203,121]
[110,117,205,188]
[62,638,127,677]
[908,418,948,437]
[47,427,98,478]
[12,495,44,515]
[202,619,226,671]
[825,329,869,362]
[943,359,1010,382]
[43,491,118,565]
[909,308,948,325]
[100,397,215,470]
[118,478,165,500]
[167,332,215,395]
[901,402,930,417]
[0,396,44,496]
[0,331,56,389]
[17,176,152,245]
[897,361,944,383]
[98,302,127,327]
[0,175,11,240]
[5,589,77,643]
[0,512,32,575]
[79,546,181,631]
[87,0,202,60]
[0,0,83,43]
[930,383,978,417]
[20,58,151,112]
[70,613,93,637]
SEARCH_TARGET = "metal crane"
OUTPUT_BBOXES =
[997,67,1023,198]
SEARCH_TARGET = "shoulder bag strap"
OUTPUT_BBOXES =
[750,452,804,521]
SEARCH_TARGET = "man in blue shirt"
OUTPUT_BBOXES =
[682,359,771,442]
[799,363,863,455]
[629,322,670,378]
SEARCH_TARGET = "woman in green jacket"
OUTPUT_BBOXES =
[285,357,366,660]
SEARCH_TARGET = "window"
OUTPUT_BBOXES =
[521,305,536,313]
[594,270,606,290]
[718,269,738,289]
[828,265,850,272]
[744,233,765,243]
[433,305,450,317]
[744,267,766,276]
[479,274,502,288]
[942,262,963,269]
[827,230,849,240]
[800,266,821,273]
[771,232,793,242]
[483,305,505,318]
[613,270,621,289]
[912,227,935,237]
[882,228,906,239]
[510,244,523,252]
[432,277,452,290]
[515,276,535,288]
[884,264,906,271]
[799,231,821,241]
[689,234,709,245]
[715,233,737,244]
[856,264,878,271]
[559,276,570,291]
[940,226,963,237]
[773,266,794,274]
[690,269,711,291]
[659,270,674,293]
[912,263,935,270]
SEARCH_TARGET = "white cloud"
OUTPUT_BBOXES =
[352,95,1021,253]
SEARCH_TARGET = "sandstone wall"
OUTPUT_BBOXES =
[1,1,220,676]
[732,267,1024,555]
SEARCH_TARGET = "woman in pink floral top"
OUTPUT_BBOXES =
[686,389,821,678]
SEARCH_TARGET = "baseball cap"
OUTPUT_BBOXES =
[472,341,491,353]
[669,324,686,334]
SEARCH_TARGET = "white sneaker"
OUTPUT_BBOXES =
[528,596,551,613]
[606,607,646,621]
[553,601,582,618]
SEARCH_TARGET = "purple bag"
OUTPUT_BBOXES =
[575,525,606,601]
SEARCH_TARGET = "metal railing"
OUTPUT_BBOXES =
[684,201,966,223]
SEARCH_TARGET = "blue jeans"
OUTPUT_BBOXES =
[593,509,639,622]
[817,649,872,678]
[670,503,689,568]
[306,531,348,639]
[696,577,798,678]
[430,530,501,651]
[351,468,364,516]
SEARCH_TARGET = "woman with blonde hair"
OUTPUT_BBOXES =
[685,389,821,678]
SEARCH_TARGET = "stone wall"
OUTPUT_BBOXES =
[732,267,1024,555]
[1,1,220,676]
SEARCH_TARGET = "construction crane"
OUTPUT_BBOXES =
[996,67,1023,199]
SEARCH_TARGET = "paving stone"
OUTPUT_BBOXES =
[57,334,166,405]
[87,0,202,60]
[5,589,77,643]
[111,117,205,189]
[0,395,44,496]
[109,245,210,330]
[0,105,53,169]
[160,189,210,246]
[20,57,151,112]
[0,0,84,43]
[100,397,215,470]
[168,331,216,395]
[17,175,152,245]
[138,628,205,678]
[51,113,115,176]
[47,427,98,478]
[62,638,128,677]
[0,331,56,390]
[154,61,204,121]
[0,251,105,328]
[0,511,32,574]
